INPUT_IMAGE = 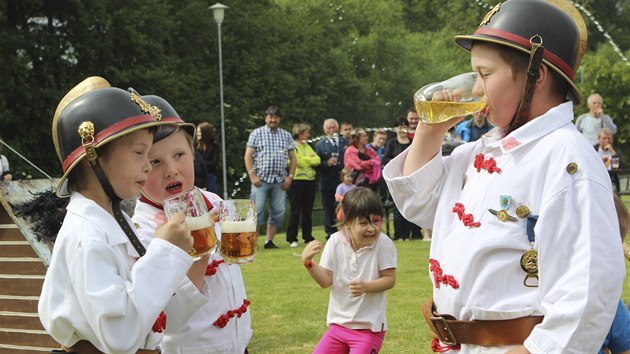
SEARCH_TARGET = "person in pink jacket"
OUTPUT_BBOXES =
[344,128,381,190]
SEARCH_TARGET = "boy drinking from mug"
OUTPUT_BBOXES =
[384,1,624,352]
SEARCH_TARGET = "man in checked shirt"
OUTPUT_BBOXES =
[245,106,297,249]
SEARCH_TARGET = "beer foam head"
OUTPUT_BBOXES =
[221,221,256,233]
[186,215,213,230]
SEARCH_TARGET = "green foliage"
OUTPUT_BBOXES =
[576,44,630,156]
[578,0,630,52]
[0,0,629,195]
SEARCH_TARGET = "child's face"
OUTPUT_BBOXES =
[471,43,525,129]
[343,174,353,185]
[143,129,195,203]
[99,129,153,200]
[372,134,386,148]
[347,214,382,248]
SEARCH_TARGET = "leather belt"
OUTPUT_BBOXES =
[422,298,543,346]
[61,340,161,354]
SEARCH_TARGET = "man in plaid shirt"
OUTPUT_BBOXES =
[245,106,297,249]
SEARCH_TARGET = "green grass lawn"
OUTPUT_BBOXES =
[241,221,630,354]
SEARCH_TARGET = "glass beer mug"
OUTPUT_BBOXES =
[219,199,257,264]
[414,72,487,124]
[163,188,219,260]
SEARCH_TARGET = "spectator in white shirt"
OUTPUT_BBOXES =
[575,93,617,145]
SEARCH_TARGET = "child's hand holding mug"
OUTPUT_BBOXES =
[155,212,193,253]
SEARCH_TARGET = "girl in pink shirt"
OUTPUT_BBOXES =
[301,187,397,353]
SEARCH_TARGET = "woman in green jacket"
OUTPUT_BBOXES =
[286,123,321,247]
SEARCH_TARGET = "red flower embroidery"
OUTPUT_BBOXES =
[501,136,521,151]
[429,259,459,289]
[213,299,251,328]
[153,212,166,228]
[152,311,167,333]
[473,153,501,174]
[205,259,225,276]
[452,203,481,228]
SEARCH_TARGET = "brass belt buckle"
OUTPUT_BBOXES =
[430,316,457,346]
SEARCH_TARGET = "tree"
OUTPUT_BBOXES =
[1,0,628,197]
[576,44,630,153]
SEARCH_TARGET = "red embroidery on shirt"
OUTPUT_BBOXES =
[501,136,521,151]
[431,337,462,352]
[152,212,166,228]
[429,259,459,289]
[451,203,481,228]
[473,153,501,174]
[152,311,167,333]
[205,259,225,276]
[213,299,251,328]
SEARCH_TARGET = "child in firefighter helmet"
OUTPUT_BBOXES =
[40,77,204,353]
[383,0,624,352]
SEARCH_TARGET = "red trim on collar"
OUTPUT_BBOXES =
[139,195,163,210]
[203,194,214,211]
[473,28,574,79]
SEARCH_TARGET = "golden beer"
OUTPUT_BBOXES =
[220,221,257,264]
[413,72,486,124]
[163,188,219,261]
[187,215,218,259]
[415,100,487,124]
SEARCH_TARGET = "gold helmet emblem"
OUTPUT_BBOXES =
[480,3,501,27]
[130,92,162,120]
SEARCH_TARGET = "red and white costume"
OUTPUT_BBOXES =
[384,102,625,353]
[133,190,252,354]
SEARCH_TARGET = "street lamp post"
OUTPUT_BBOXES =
[209,2,229,199]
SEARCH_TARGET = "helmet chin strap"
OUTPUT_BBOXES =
[505,35,545,136]
[92,160,147,257]
[92,161,118,202]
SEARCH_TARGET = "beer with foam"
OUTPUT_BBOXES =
[187,215,218,258]
[219,199,257,264]
[220,221,257,264]
[163,188,218,260]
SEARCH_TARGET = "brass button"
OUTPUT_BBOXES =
[516,205,530,218]
[566,162,578,174]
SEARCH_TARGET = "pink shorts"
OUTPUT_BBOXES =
[313,324,386,354]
